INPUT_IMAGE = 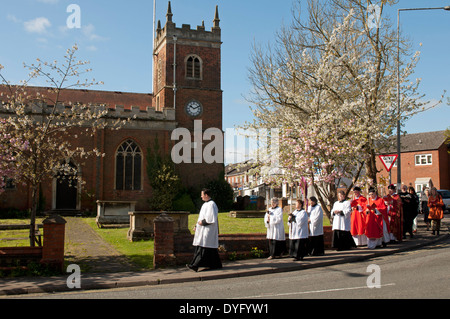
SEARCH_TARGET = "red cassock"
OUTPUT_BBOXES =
[383,194,402,241]
[365,196,387,239]
[350,196,367,236]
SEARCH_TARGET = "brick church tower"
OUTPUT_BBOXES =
[153,2,224,185]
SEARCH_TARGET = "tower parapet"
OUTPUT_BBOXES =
[155,2,221,52]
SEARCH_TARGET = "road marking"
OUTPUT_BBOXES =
[235,283,396,299]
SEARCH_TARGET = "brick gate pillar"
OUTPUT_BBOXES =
[153,213,176,269]
[41,214,67,272]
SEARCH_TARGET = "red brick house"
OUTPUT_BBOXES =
[377,130,450,192]
[0,4,224,213]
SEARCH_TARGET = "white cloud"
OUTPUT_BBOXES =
[82,24,107,42]
[7,14,22,24]
[86,45,98,52]
[24,17,52,34]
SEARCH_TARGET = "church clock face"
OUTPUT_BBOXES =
[185,100,203,117]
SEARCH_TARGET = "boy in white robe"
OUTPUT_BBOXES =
[187,188,222,272]
[265,197,286,259]
[331,191,356,251]
[288,199,309,260]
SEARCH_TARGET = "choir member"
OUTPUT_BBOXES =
[187,188,222,272]
[331,191,356,251]
[365,187,388,249]
[265,197,286,259]
[288,199,309,260]
[383,184,403,242]
[308,196,324,256]
[350,186,368,246]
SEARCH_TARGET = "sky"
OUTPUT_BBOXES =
[1,0,449,164]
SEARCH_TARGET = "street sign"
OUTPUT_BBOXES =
[379,154,398,172]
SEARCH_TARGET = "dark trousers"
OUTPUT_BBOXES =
[308,235,325,256]
[268,239,286,257]
[332,230,356,251]
[289,238,309,260]
[189,246,222,270]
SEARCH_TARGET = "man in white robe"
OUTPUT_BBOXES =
[265,197,286,259]
[187,188,222,272]
[331,191,356,251]
[288,199,309,260]
[308,196,324,256]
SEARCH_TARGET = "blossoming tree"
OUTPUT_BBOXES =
[244,0,437,216]
[0,45,125,246]
[0,121,29,193]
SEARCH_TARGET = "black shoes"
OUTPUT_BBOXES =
[186,264,198,272]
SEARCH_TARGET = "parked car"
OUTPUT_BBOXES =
[437,190,450,213]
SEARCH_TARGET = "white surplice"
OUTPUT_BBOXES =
[288,209,309,239]
[264,206,285,240]
[331,200,352,231]
[192,200,219,248]
[308,204,324,236]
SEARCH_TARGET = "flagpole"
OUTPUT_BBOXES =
[152,0,156,93]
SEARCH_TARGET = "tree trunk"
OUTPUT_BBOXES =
[29,185,38,247]
[344,160,365,198]
[365,150,378,188]
[312,182,333,220]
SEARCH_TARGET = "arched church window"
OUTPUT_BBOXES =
[186,55,202,79]
[115,140,142,191]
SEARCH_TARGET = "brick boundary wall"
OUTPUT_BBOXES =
[0,247,43,271]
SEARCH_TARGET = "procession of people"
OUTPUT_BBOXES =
[280,182,442,257]
[188,183,444,271]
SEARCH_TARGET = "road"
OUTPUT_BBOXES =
[10,236,449,301]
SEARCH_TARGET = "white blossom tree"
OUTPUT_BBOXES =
[0,45,125,246]
[243,0,438,216]
[0,119,29,193]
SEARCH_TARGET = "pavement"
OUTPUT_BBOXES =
[0,217,448,296]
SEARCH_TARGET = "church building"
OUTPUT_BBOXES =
[0,3,224,213]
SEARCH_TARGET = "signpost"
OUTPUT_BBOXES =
[379,154,398,185]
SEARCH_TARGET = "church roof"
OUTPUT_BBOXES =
[0,85,154,111]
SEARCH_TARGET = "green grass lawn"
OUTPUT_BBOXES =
[189,212,270,234]
[191,211,330,234]
[0,219,45,247]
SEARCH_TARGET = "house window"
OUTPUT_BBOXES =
[415,154,432,166]
[186,55,202,79]
[115,140,142,190]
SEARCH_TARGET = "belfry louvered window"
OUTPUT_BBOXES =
[115,140,142,190]
[186,55,202,79]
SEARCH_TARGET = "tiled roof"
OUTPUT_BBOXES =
[380,130,447,154]
[225,160,255,176]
